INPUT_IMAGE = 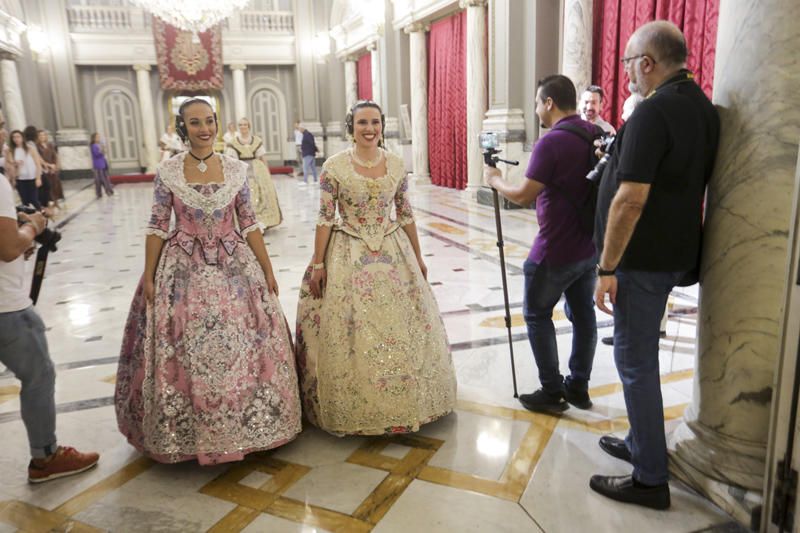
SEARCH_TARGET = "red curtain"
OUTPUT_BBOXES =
[592,0,718,128]
[357,53,372,100]
[427,11,467,189]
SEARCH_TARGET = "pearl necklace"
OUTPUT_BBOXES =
[350,148,383,168]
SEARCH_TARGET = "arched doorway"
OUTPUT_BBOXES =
[95,89,141,170]
[250,87,285,160]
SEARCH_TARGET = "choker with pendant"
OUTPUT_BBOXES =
[350,148,383,169]
[188,151,215,173]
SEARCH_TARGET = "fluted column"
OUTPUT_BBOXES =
[344,57,358,111]
[461,0,488,192]
[368,41,382,106]
[668,0,800,525]
[0,56,26,131]
[404,22,430,182]
[561,0,593,95]
[231,64,248,121]
[133,64,159,173]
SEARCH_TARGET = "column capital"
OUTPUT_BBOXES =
[403,22,430,34]
[343,54,359,63]
[0,51,20,61]
[459,0,488,8]
[230,63,247,71]
[366,41,378,52]
[133,63,151,72]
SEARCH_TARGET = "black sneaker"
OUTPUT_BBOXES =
[601,336,614,346]
[565,386,592,409]
[518,389,568,414]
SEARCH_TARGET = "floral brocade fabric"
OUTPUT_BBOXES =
[295,149,457,436]
[226,135,282,229]
[115,153,301,464]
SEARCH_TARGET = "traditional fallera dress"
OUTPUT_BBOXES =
[225,134,282,229]
[115,152,301,465]
[295,149,457,436]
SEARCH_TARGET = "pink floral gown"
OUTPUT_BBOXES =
[295,149,457,436]
[115,152,301,465]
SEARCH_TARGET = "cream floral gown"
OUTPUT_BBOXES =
[295,149,457,436]
[225,135,282,229]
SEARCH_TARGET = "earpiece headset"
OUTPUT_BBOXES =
[345,100,386,145]
[175,98,218,142]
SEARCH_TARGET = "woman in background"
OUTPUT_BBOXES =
[9,129,41,208]
[36,130,64,206]
[90,133,114,198]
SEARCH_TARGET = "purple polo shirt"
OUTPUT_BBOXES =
[526,115,597,266]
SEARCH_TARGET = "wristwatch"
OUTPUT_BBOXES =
[312,262,325,270]
[596,264,616,276]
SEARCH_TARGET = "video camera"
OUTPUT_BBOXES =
[480,132,519,169]
[16,205,61,252]
[586,133,615,183]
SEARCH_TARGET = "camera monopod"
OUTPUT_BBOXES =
[481,141,521,398]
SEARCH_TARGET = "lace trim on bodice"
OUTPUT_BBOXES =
[158,152,247,213]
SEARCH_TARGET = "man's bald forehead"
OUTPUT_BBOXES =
[629,20,687,67]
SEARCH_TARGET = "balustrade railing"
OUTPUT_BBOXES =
[67,6,293,34]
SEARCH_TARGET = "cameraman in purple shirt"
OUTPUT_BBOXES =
[485,74,598,414]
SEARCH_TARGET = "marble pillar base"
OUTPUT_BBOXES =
[56,129,93,179]
[669,421,764,529]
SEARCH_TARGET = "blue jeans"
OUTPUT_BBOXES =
[614,269,685,485]
[0,306,57,458]
[522,256,597,395]
[302,155,318,183]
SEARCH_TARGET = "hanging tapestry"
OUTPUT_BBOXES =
[153,17,224,91]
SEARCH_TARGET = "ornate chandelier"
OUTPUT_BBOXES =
[134,0,251,34]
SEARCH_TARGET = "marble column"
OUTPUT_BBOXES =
[561,0,593,95]
[461,0,488,192]
[478,0,528,208]
[404,23,430,182]
[40,0,92,178]
[368,41,382,106]
[0,56,26,131]
[133,64,159,173]
[294,0,321,133]
[668,0,800,525]
[231,64,248,121]
[344,57,358,112]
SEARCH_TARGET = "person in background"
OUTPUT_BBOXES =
[223,121,237,146]
[297,123,319,186]
[159,124,183,162]
[90,133,114,198]
[293,121,303,177]
[10,129,41,208]
[36,130,64,207]
[580,85,616,135]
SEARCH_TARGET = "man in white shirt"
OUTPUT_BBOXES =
[580,85,617,135]
[0,176,99,483]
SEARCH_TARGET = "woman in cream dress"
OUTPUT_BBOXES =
[224,117,282,229]
[295,100,456,436]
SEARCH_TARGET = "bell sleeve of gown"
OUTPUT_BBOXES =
[316,170,338,227]
[145,173,173,239]
[235,181,261,237]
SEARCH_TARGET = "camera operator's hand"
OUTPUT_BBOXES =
[144,277,155,304]
[23,243,35,260]
[18,211,46,236]
[483,166,501,188]
[594,139,606,160]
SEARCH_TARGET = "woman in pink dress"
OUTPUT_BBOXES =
[115,98,301,465]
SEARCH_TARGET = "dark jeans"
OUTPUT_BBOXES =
[16,179,41,209]
[522,256,597,395]
[614,269,685,486]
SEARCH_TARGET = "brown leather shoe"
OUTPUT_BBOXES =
[28,446,99,483]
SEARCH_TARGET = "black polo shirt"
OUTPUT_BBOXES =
[594,70,720,272]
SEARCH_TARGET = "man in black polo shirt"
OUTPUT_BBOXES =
[589,21,720,509]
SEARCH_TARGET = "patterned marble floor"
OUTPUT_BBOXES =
[0,174,741,532]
